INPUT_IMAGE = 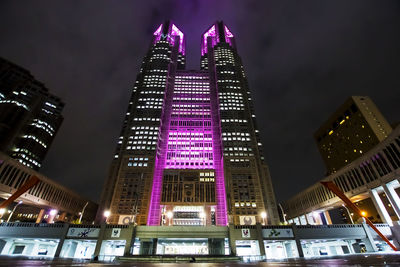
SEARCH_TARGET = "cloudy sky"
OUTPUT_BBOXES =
[0,1,399,203]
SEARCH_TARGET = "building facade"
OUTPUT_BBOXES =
[0,152,97,224]
[0,222,397,260]
[282,125,400,227]
[0,57,64,170]
[98,21,279,226]
[314,96,392,174]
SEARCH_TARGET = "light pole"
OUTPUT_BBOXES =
[7,200,22,223]
[342,204,354,224]
[104,210,111,224]
[278,203,287,224]
[78,202,89,224]
[261,211,267,225]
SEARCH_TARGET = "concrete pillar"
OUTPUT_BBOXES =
[369,189,393,226]
[208,238,225,255]
[54,223,70,257]
[93,223,107,259]
[361,222,378,252]
[123,225,136,256]
[304,214,309,224]
[228,223,237,256]
[323,211,333,225]
[383,183,400,219]
[291,224,304,258]
[256,223,265,257]
[35,209,45,223]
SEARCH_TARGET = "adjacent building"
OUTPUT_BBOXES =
[282,125,400,227]
[0,57,64,170]
[314,96,392,174]
[98,21,279,226]
[0,152,98,223]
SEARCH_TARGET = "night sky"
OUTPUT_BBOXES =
[0,1,399,204]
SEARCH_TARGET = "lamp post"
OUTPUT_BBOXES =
[78,202,89,224]
[342,204,354,224]
[278,203,287,224]
[7,200,22,223]
[261,211,267,225]
[104,210,111,224]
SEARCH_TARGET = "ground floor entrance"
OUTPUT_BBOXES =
[264,240,299,259]
[156,238,209,255]
[60,239,97,259]
[0,238,59,258]
[301,239,356,257]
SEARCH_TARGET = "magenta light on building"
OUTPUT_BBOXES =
[98,21,279,227]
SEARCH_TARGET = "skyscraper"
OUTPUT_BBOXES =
[314,96,392,174]
[0,57,64,170]
[98,21,279,226]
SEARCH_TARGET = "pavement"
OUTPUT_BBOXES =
[0,253,399,266]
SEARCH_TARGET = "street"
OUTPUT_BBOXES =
[0,253,399,266]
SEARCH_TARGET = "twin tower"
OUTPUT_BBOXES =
[97,21,279,226]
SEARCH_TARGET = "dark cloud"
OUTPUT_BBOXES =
[0,1,399,203]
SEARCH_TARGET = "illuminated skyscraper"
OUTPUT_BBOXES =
[98,21,279,226]
[0,57,64,170]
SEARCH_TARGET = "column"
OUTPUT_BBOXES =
[54,223,70,257]
[369,189,393,226]
[291,224,304,258]
[323,211,333,225]
[228,223,237,256]
[123,224,136,256]
[383,183,400,219]
[35,209,45,223]
[304,214,309,225]
[361,222,378,252]
[93,223,106,259]
[256,223,266,257]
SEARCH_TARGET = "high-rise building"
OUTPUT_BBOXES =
[0,57,64,170]
[98,21,279,226]
[314,96,392,174]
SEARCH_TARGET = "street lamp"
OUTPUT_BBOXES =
[78,202,89,224]
[278,203,287,224]
[342,204,354,224]
[261,211,267,225]
[7,200,22,223]
[104,210,111,224]
[360,211,367,217]
[166,211,173,226]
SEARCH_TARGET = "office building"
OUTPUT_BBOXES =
[98,21,279,226]
[0,152,98,223]
[0,57,64,170]
[314,96,392,174]
[282,125,400,227]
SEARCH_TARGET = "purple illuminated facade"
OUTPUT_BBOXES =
[98,21,279,226]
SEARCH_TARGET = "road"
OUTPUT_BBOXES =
[0,253,399,266]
